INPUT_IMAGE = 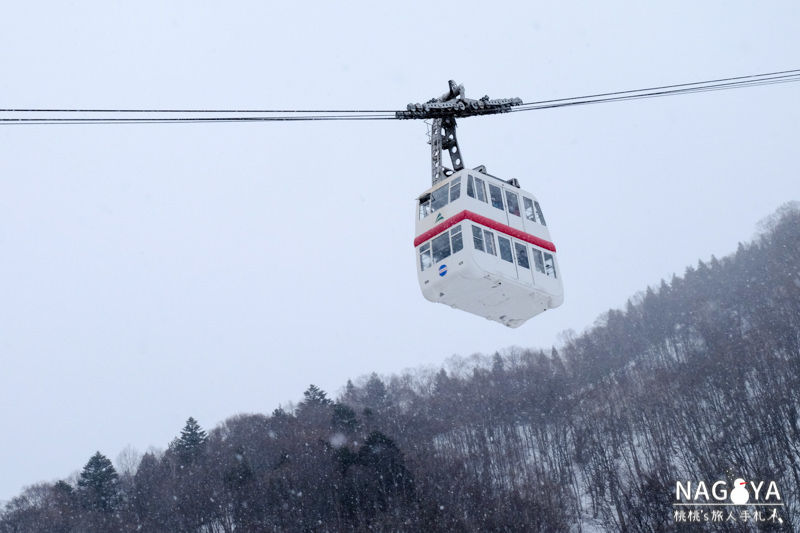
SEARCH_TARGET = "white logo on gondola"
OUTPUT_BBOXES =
[439,264,447,276]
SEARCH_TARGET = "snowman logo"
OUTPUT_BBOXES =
[730,479,749,505]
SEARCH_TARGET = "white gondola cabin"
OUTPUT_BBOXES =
[415,167,563,328]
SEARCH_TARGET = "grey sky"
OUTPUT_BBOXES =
[1,1,798,502]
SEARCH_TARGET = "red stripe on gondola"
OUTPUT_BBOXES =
[413,210,557,252]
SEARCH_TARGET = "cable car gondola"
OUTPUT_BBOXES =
[403,82,563,327]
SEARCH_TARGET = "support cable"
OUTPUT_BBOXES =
[1,69,798,125]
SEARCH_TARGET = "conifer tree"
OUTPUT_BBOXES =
[169,417,208,464]
[302,384,333,406]
[364,373,388,410]
[77,451,118,512]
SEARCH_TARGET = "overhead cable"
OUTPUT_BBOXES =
[1,69,798,125]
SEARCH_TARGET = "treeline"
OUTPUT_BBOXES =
[2,203,799,532]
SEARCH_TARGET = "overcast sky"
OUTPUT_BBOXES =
[1,1,798,502]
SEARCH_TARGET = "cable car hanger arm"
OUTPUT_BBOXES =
[398,81,523,185]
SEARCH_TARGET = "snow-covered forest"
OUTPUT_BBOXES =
[2,203,799,532]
